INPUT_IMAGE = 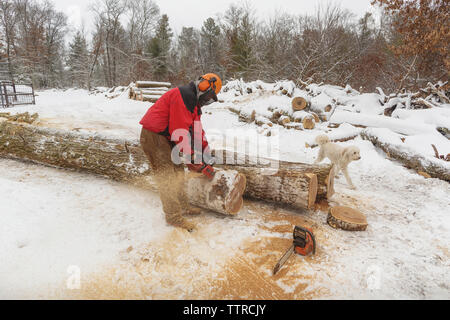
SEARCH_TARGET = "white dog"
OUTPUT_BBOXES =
[314,135,361,189]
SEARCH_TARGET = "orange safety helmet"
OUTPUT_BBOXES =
[198,73,222,95]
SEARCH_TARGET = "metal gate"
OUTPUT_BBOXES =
[0,81,36,108]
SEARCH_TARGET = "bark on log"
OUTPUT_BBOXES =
[0,119,335,210]
[220,164,318,209]
[0,118,151,183]
[327,206,368,231]
[142,94,160,103]
[215,155,334,207]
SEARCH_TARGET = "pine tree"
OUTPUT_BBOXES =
[147,14,173,80]
[201,18,221,70]
[223,4,256,79]
[67,31,89,88]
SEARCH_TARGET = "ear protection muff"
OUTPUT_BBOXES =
[198,76,217,93]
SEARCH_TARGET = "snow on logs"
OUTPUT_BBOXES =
[0,115,336,213]
[233,96,321,130]
[129,81,171,102]
[360,128,450,181]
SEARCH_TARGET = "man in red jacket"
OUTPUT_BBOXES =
[139,73,222,231]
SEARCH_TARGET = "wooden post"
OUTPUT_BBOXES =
[3,83,9,108]
[12,81,17,102]
[0,83,5,108]
[31,83,36,105]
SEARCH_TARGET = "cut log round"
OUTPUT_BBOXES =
[292,97,308,111]
[327,206,368,231]
[302,116,315,130]
[186,170,246,215]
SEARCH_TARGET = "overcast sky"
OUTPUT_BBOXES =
[52,0,376,39]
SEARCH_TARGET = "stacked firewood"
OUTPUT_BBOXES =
[382,81,449,116]
[129,81,171,103]
[234,96,325,131]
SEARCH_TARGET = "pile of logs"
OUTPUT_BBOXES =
[233,96,326,131]
[129,81,171,103]
[382,81,449,116]
[0,113,336,215]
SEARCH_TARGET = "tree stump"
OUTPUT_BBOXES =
[292,97,308,111]
[327,206,368,231]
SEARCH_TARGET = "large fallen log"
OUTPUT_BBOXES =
[215,154,335,204]
[361,128,450,181]
[0,118,335,210]
[0,117,246,215]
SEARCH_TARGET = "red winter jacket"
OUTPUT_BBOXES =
[139,82,209,156]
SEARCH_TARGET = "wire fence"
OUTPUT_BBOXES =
[0,81,36,108]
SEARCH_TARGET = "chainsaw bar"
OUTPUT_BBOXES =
[273,244,294,275]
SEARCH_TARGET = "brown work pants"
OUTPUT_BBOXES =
[140,128,189,224]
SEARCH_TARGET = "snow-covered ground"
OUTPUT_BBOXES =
[1,84,449,299]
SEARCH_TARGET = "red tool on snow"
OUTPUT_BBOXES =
[273,226,316,275]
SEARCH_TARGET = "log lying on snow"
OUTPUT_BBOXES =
[0,118,151,183]
[361,128,450,181]
[216,156,335,207]
[0,118,245,215]
[0,118,335,211]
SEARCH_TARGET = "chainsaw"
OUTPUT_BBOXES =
[273,226,316,275]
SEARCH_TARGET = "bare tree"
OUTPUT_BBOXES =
[0,0,17,80]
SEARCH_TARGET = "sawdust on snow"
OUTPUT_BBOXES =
[57,201,334,300]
